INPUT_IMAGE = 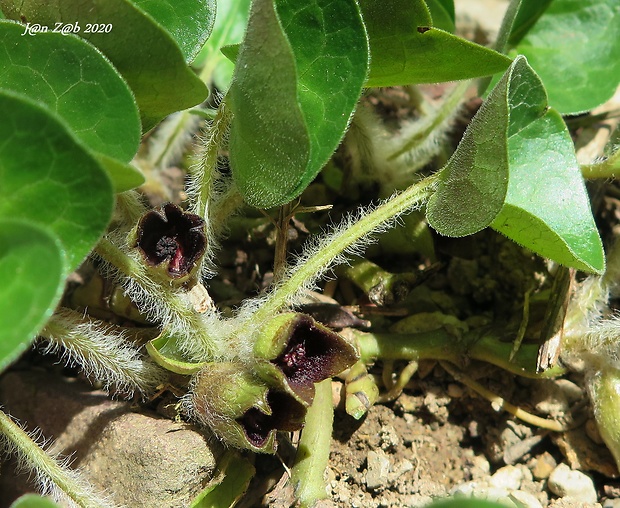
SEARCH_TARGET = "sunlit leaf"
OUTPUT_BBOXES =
[359,0,511,87]
[0,220,65,371]
[511,0,620,114]
[131,0,216,63]
[229,0,369,208]
[0,0,209,130]
[0,21,140,163]
[0,91,113,272]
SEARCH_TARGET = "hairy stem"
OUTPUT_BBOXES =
[247,175,437,327]
[0,409,114,507]
[41,307,164,394]
[387,80,469,161]
[191,100,233,219]
[95,238,222,358]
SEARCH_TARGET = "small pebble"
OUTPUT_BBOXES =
[366,450,391,490]
[532,451,557,480]
[548,463,597,503]
[447,383,464,398]
[489,465,523,491]
[510,490,543,508]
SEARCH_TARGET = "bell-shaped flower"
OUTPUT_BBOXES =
[254,313,358,404]
[189,362,306,453]
[131,203,206,284]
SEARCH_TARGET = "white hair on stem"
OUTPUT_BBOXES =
[231,186,431,357]
[0,409,121,508]
[41,308,166,396]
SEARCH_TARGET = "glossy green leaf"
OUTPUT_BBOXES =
[512,0,620,114]
[190,452,255,508]
[0,20,141,177]
[146,333,206,375]
[0,91,114,272]
[0,220,65,372]
[193,0,251,91]
[491,107,605,273]
[359,0,512,87]
[0,0,209,130]
[425,0,455,33]
[131,0,216,63]
[228,0,369,208]
[428,56,604,272]
[507,0,553,45]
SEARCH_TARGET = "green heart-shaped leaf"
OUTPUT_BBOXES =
[491,106,605,273]
[429,56,604,273]
[131,0,216,63]
[511,0,620,114]
[425,57,543,236]
[0,0,209,130]
[0,91,113,272]
[0,21,143,191]
[359,0,511,87]
[228,0,369,208]
[0,220,65,371]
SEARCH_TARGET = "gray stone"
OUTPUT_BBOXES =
[489,464,523,491]
[548,463,598,503]
[366,449,392,490]
[0,370,221,507]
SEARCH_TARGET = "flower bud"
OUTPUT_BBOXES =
[254,313,358,404]
[130,203,206,285]
[189,362,306,453]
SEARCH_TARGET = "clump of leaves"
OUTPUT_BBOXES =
[0,0,619,507]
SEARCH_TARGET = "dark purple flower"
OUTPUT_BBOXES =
[135,203,206,279]
[255,313,359,404]
[190,362,307,453]
[238,390,306,450]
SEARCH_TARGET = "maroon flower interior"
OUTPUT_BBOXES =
[136,203,206,278]
[273,315,357,403]
[238,391,306,449]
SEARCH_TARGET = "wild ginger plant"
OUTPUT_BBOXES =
[0,0,619,506]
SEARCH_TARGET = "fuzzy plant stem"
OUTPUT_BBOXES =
[0,409,114,508]
[41,307,165,394]
[387,80,470,161]
[245,175,438,328]
[94,238,221,357]
[291,379,333,507]
[352,327,565,379]
[581,149,620,179]
[191,100,233,219]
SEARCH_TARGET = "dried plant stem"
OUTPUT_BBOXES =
[0,409,115,508]
[439,361,568,432]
